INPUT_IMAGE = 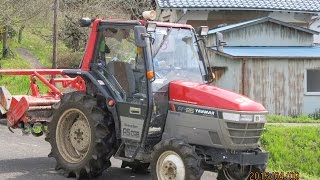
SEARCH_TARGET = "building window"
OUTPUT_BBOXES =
[209,66,227,81]
[305,69,320,95]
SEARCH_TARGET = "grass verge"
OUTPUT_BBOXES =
[267,114,320,123]
[261,125,320,179]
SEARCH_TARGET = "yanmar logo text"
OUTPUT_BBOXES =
[195,109,215,116]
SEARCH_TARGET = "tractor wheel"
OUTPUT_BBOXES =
[46,92,115,179]
[151,139,203,180]
[217,164,252,180]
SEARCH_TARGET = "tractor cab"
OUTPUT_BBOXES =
[87,20,210,140]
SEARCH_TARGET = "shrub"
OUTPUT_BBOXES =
[57,52,83,69]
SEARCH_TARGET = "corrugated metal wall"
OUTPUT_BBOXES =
[210,54,320,115]
[243,59,305,116]
[223,22,313,46]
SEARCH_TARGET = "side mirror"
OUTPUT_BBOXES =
[79,17,93,27]
[134,26,147,48]
[198,26,209,36]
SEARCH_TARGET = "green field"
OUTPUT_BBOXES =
[261,125,320,179]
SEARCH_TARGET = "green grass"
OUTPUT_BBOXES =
[261,125,320,179]
[0,29,71,95]
[0,55,31,95]
[10,30,69,68]
[267,114,320,123]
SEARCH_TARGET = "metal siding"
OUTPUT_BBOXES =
[224,22,313,46]
[208,52,241,92]
[208,51,320,115]
[244,59,320,116]
[243,59,299,115]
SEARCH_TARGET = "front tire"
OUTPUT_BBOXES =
[217,164,252,180]
[46,92,115,179]
[151,139,203,180]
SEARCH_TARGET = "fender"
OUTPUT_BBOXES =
[62,69,122,139]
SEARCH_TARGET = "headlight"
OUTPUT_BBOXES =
[222,112,240,121]
[223,112,265,122]
[240,114,253,122]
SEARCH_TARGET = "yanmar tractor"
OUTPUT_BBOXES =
[0,11,268,180]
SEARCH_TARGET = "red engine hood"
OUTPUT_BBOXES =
[169,80,266,112]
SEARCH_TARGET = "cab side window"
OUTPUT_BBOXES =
[97,27,147,104]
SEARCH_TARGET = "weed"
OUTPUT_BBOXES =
[261,125,320,178]
[267,114,320,123]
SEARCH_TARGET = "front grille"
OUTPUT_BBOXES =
[226,122,264,145]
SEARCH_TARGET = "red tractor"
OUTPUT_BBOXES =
[0,13,268,180]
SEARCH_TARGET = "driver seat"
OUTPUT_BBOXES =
[106,61,136,97]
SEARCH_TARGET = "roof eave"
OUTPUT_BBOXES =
[210,49,320,59]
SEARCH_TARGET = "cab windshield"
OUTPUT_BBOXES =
[150,27,206,91]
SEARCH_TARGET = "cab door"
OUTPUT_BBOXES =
[97,26,149,142]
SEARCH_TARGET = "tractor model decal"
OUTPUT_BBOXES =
[172,104,218,118]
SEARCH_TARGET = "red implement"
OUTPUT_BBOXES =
[0,69,86,127]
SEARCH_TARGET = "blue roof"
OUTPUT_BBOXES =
[208,17,319,35]
[156,0,320,13]
[213,46,320,58]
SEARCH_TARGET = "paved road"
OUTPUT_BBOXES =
[0,125,217,180]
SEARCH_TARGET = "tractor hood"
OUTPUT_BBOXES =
[169,80,266,112]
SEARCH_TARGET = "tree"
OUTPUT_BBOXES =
[107,0,156,19]
[59,0,156,52]
[0,0,51,58]
[52,0,59,69]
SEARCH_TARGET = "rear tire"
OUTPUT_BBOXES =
[46,92,115,179]
[151,139,203,180]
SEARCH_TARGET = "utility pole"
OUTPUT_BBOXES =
[2,17,9,58]
[52,0,59,69]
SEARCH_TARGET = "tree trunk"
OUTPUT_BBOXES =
[18,25,25,44]
[2,24,9,58]
[52,0,59,69]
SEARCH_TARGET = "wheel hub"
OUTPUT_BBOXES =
[69,119,90,152]
[56,108,92,163]
[162,160,177,179]
[156,151,185,180]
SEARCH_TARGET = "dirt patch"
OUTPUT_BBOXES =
[16,48,45,68]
